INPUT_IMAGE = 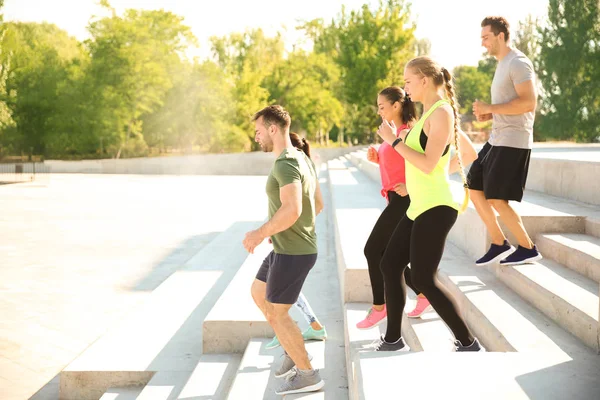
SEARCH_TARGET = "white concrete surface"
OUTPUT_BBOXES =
[537,233,600,282]
[356,352,600,400]
[492,259,600,352]
[60,219,256,399]
[0,175,268,400]
[132,354,241,400]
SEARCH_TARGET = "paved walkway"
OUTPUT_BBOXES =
[0,175,267,400]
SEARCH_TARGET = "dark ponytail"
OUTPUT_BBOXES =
[290,132,311,159]
[379,86,417,127]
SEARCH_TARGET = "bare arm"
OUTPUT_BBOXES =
[474,79,537,116]
[258,182,302,238]
[490,79,537,115]
[449,129,478,175]
[315,180,324,215]
[385,107,453,175]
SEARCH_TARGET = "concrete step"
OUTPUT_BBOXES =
[134,354,241,400]
[346,149,600,261]
[59,221,256,400]
[527,153,600,206]
[327,157,386,303]
[587,217,600,238]
[537,233,600,282]
[202,243,274,354]
[491,258,600,352]
[351,351,600,400]
[99,386,144,400]
[227,338,326,399]
[439,243,600,361]
[345,303,423,353]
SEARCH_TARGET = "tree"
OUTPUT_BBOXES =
[0,0,16,157]
[514,15,542,66]
[85,2,196,157]
[264,51,343,145]
[303,0,416,143]
[453,66,491,114]
[211,29,284,150]
[537,0,600,142]
[0,22,86,156]
[142,60,246,153]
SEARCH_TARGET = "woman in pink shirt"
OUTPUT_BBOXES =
[356,86,431,329]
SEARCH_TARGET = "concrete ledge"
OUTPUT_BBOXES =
[537,233,600,283]
[491,259,600,352]
[587,218,600,239]
[134,354,241,400]
[227,339,329,399]
[354,351,600,400]
[327,158,386,303]
[202,244,273,354]
[528,157,600,206]
[439,243,600,361]
[43,147,362,176]
[60,222,252,400]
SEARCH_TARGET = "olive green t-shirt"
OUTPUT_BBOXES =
[266,147,318,255]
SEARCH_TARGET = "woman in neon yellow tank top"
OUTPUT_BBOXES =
[372,56,483,352]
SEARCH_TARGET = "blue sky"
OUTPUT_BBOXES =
[4,0,549,69]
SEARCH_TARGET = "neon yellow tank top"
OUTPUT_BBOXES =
[404,99,459,220]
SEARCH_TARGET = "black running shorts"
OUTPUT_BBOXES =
[467,142,531,202]
[255,251,317,305]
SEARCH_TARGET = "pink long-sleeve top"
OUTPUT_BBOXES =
[377,124,409,201]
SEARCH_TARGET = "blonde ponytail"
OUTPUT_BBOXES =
[442,68,469,214]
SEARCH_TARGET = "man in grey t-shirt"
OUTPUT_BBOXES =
[468,16,542,267]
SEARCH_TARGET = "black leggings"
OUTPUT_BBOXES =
[380,206,473,345]
[364,191,420,306]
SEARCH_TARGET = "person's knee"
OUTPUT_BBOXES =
[364,237,377,260]
[265,302,290,324]
[488,199,508,210]
[410,270,434,294]
[379,254,393,276]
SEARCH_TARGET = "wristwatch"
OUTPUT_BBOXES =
[392,137,403,148]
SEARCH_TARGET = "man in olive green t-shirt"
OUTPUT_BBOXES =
[242,105,324,395]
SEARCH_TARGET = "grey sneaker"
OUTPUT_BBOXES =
[373,335,410,352]
[274,353,313,378]
[275,368,324,395]
[455,338,486,352]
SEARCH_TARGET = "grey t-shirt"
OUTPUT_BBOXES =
[489,49,535,149]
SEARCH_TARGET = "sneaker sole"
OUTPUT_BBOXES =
[303,336,327,341]
[500,253,543,266]
[275,379,325,395]
[407,304,433,318]
[475,246,516,267]
[265,343,280,350]
[356,316,387,330]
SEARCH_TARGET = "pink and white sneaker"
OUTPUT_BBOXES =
[407,296,432,318]
[356,305,387,330]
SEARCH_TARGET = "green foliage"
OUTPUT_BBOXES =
[453,65,492,114]
[303,0,416,141]
[1,0,596,157]
[537,0,600,142]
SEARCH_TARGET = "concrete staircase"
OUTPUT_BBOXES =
[56,147,600,399]
[58,167,349,400]
[334,149,600,399]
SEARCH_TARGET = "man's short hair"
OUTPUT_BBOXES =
[253,105,291,133]
[481,16,510,42]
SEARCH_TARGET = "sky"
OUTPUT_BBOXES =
[3,0,549,70]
